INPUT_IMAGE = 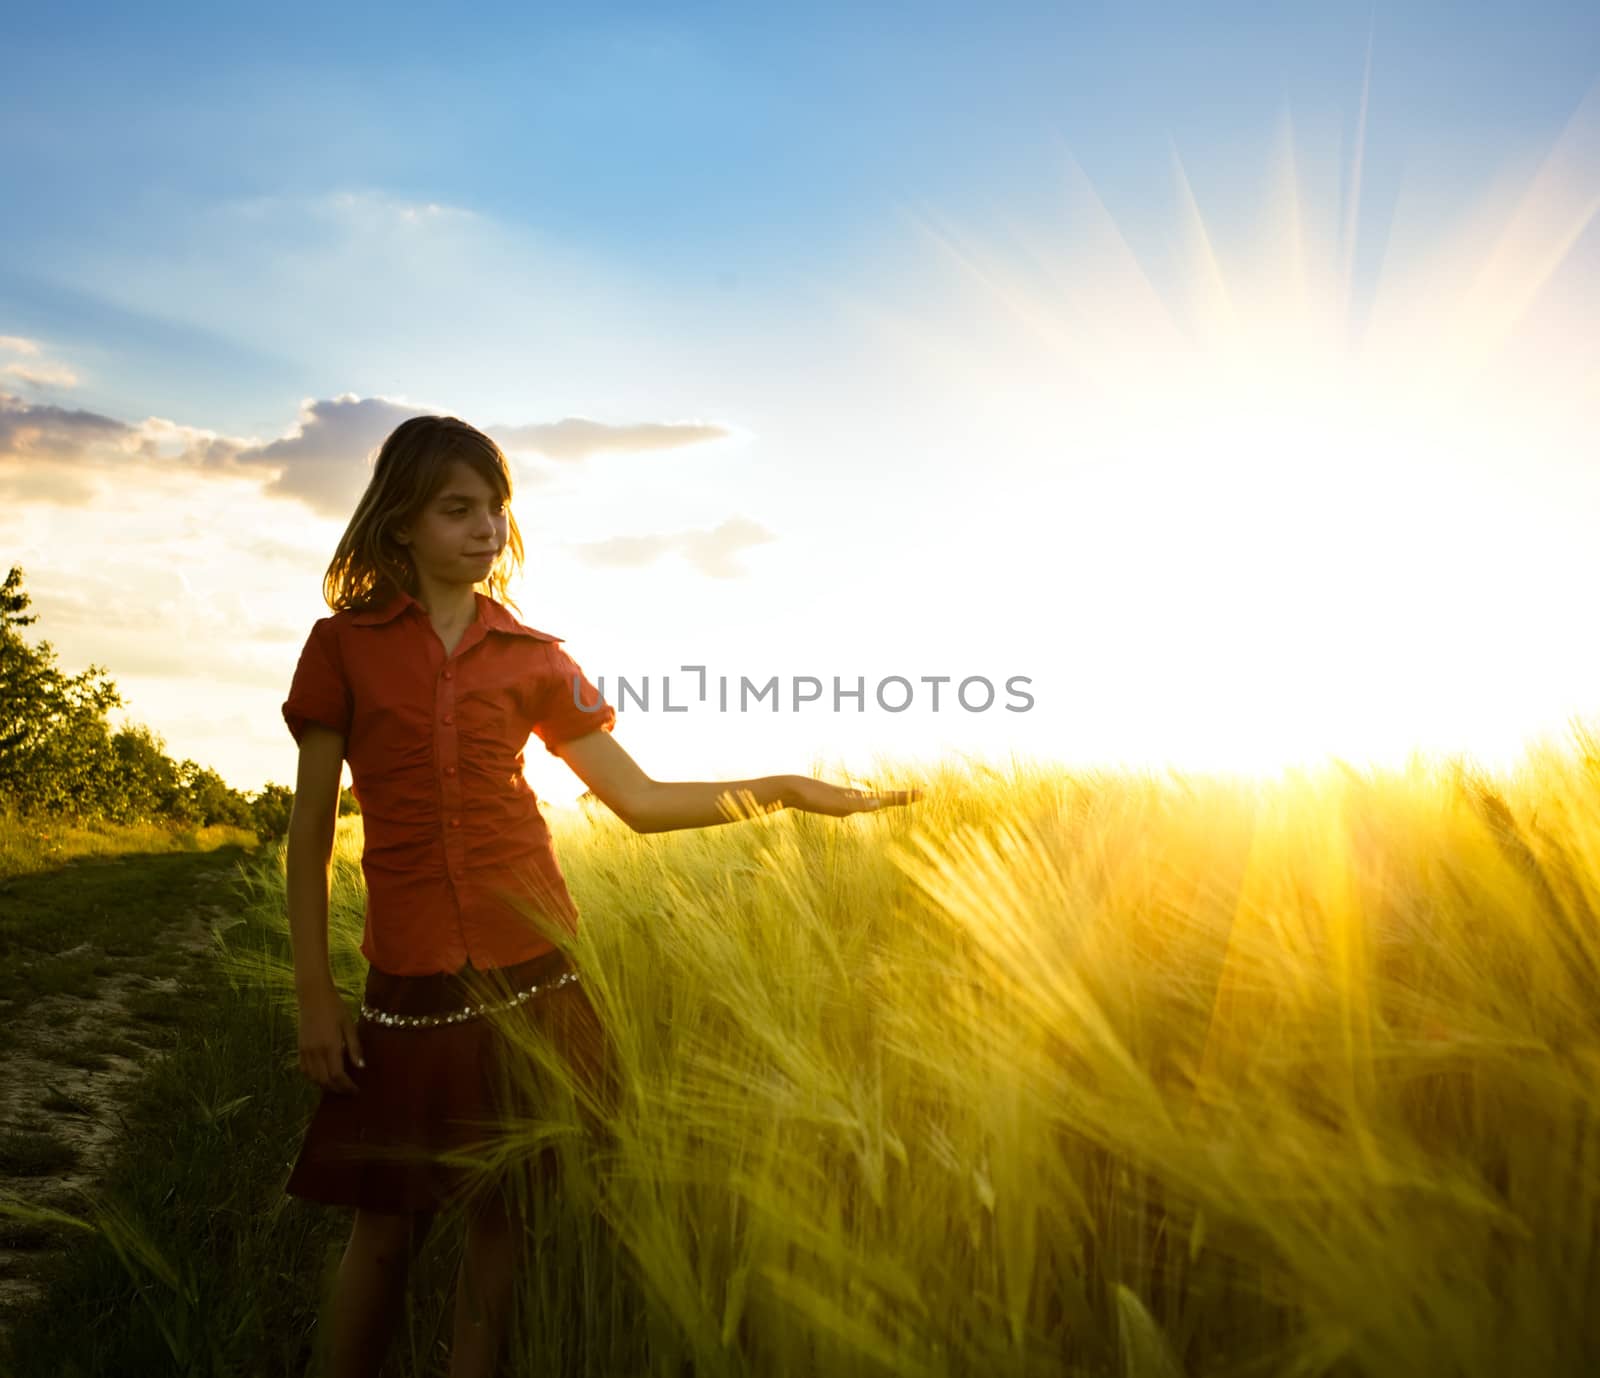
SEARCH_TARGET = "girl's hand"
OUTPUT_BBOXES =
[784,775,923,818]
[296,983,365,1095]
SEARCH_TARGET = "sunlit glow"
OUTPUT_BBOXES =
[828,81,1600,781]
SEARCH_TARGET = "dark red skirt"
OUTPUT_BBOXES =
[284,945,614,1215]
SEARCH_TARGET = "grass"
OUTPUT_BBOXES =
[0,807,255,1022]
[0,819,645,1378]
[2,734,1599,1375]
[0,1132,80,1177]
[37,1092,94,1117]
[0,806,256,883]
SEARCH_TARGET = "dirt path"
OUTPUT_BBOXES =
[0,862,238,1335]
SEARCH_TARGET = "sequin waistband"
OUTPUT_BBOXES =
[359,959,580,1029]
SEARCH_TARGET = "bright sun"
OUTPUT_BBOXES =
[830,78,1600,780]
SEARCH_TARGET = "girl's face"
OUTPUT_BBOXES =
[393,459,510,587]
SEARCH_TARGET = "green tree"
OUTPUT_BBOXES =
[0,567,124,818]
[107,722,181,822]
[0,565,261,833]
[175,760,251,828]
[249,782,295,840]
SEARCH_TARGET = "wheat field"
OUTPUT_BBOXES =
[226,734,1600,1377]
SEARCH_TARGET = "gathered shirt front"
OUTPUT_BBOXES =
[281,587,616,977]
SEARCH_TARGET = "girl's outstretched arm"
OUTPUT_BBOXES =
[552,730,921,834]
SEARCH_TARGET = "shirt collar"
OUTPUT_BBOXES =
[349,588,561,641]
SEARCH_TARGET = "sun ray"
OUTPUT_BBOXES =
[1440,78,1600,392]
[901,198,1124,396]
[1168,136,1243,361]
[1336,12,1377,336]
[838,75,1599,778]
[1041,130,1195,362]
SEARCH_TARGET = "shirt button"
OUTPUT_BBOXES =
[443,712,454,724]
[443,669,454,680]
[450,817,461,827]
[445,765,457,776]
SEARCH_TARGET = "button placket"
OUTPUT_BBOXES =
[438,640,484,967]
[438,661,467,902]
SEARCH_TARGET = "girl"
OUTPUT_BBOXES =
[280,414,920,1378]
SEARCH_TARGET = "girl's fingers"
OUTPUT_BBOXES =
[849,786,923,809]
[315,1046,358,1094]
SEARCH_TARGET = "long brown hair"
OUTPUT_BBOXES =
[322,415,527,616]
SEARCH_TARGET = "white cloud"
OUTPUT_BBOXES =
[569,514,777,579]
[2,361,80,388]
[0,337,82,393]
[492,415,732,462]
[235,394,735,517]
[0,387,745,526]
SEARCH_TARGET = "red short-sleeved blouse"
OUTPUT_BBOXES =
[281,586,616,977]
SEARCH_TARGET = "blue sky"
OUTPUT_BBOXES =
[9,4,1594,383]
[4,3,1597,798]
